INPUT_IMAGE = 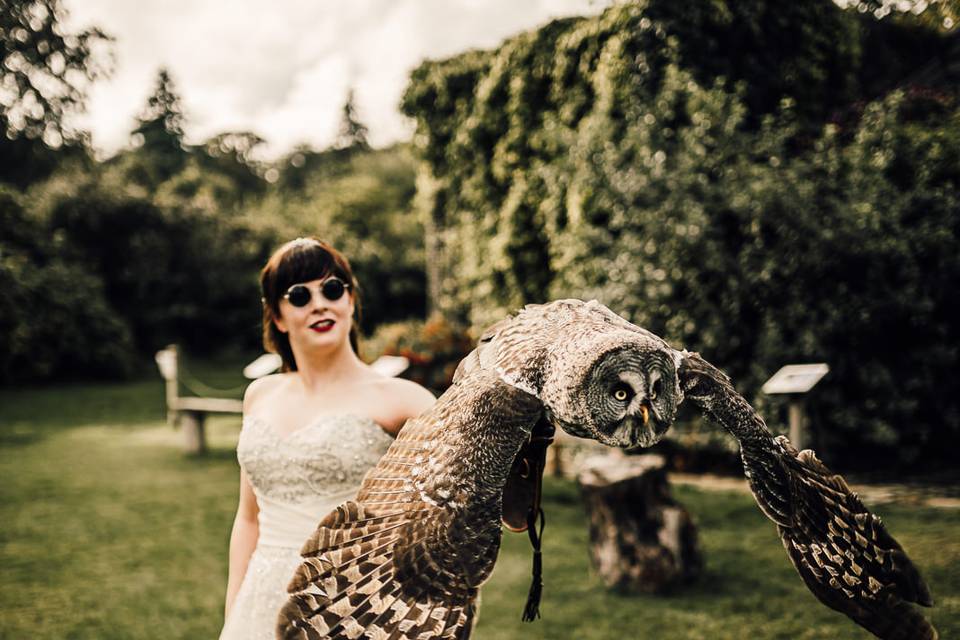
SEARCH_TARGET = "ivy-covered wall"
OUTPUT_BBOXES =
[401,0,959,470]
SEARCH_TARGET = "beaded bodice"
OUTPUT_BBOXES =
[237,413,394,548]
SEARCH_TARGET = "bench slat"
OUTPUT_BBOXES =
[173,397,243,413]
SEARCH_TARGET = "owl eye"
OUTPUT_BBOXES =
[611,383,633,402]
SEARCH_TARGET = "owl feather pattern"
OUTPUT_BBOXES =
[678,353,936,640]
[278,300,935,640]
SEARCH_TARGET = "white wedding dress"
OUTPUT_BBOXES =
[219,413,394,640]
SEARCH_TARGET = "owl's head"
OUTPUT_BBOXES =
[488,300,683,449]
[540,331,682,448]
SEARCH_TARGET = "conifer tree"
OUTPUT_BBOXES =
[336,88,369,150]
[130,68,187,183]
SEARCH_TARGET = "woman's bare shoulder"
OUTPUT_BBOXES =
[360,371,436,434]
[243,372,291,413]
[385,376,436,413]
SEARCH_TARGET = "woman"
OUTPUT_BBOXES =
[219,237,435,640]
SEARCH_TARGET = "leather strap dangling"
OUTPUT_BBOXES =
[521,424,551,622]
[522,505,546,621]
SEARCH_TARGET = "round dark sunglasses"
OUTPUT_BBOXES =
[282,277,350,307]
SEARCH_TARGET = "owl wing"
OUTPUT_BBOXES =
[277,367,542,640]
[679,352,936,640]
[774,438,936,640]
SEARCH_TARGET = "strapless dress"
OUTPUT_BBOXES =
[218,413,394,640]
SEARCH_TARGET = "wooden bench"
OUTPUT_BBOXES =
[155,345,243,454]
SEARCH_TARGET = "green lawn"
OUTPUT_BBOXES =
[1,372,957,639]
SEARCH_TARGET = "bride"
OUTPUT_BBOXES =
[219,237,435,640]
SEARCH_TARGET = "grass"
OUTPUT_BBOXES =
[1,369,958,639]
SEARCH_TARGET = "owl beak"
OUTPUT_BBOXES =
[639,403,650,426]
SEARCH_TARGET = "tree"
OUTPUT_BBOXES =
[47,187,266,355]
[129,67,188,184]
[196,131,267,200]
[202,131,265,166]
[401,0,959,470]
[0,0,111,187]
[0,186,135,382]
[336,88,370,150]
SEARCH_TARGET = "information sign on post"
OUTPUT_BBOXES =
[762,364,829,450]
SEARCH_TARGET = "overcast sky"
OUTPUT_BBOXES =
[63,0,611,160]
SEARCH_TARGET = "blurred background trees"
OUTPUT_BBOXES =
[1,0,956,472]
[401,0,959,471]
[0,0,425,382]
[0,0,110,188]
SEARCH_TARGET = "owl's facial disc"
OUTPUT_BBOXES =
[583,346,680,449]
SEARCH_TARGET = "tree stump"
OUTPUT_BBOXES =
[577,452,702,593]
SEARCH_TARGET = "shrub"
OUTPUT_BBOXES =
[46,187,267,356]
[365,315,474,395]
[401,1,958,470]
[0,187,136,382]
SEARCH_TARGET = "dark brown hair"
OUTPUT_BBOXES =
[260,238,361,371]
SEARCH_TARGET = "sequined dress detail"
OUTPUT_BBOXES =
[219,414,394,640]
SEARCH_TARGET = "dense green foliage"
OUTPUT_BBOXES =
[46,187,267,356]
[1,372,957,638]
[0,187,135,381]
[401,0,959,469]
[1,142,272,383]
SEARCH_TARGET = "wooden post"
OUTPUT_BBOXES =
[181,411,206,455]
[546,430,592,478]
[545,440,564,477]
[154,344,181,428]
[788,398,805,451]
[167,345,179,429]
[763,364,827,452]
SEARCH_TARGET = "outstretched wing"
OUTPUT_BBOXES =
[775,439,935,640]
[278,367,542,640]
[679,352,936,640]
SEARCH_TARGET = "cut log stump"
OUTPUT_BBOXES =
[577,452,702,593]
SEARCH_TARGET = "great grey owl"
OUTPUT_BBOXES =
[277,299,934,640]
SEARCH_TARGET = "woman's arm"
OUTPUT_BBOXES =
[224,376,275,618]
[224,468,259,618]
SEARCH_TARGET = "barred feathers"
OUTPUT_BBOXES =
[277,368,541,639]
[679,352,936,640]
[776,440,936,640]
[278,503,475,639]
